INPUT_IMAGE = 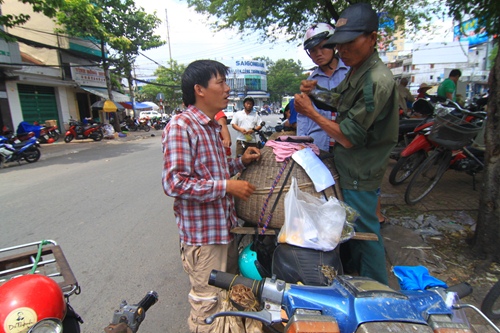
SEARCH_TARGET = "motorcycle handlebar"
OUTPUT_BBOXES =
[208,270,263,298]
[137,291,159,313]
[447,282,473,299]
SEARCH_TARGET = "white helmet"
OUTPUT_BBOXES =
[303,23,335,50]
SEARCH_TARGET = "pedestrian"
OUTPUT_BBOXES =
[215,110,232,156]
[298,22,349,152]
[162,59,261,333]
[231,96,263,157]
[437,69,462,102]
[397,77,415,116]
[282,101,297,132]
[294,3,399,285]
[417,83,432,99]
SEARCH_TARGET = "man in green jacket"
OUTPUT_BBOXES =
[294,3,398,285]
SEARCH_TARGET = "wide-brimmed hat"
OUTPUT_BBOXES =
[325,3,379,45]
[418,83,432,93]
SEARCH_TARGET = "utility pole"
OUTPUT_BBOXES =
[165,8,173,65]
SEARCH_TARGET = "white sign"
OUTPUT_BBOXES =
[70,64,106,87]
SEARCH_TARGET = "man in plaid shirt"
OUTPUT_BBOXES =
[162,59,261,332]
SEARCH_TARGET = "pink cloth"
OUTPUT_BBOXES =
[265,140,320,162]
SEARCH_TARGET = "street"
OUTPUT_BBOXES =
[0,134,190,332]
[0,113,282,332]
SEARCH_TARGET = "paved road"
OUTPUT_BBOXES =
[0,134,190,332]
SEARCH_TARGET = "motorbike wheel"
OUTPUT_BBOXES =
[404,149,452,205]
[144,125,150,132]
[482,280,500,320]
[389,151,427,186]
[130,125,138,131]
[50,132,60,142]
[24,147,41,163]
[93,131,104,142]
[64,134,74,143]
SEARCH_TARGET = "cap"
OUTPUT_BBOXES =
[418,83,432,93]
[243,96,255,104]
[325,3,379,45]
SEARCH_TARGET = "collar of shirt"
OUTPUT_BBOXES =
[345,51,380,89]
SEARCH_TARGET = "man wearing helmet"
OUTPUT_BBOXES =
[299,22,349,151]
[294,3,399,285]
[232,96,263,156]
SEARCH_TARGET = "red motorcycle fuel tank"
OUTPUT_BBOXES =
[0,274,66,333]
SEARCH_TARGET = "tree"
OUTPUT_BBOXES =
[446,0,500,261]
[139,61,185,112]
[185,0,442,43]
[56,0,164,127]
[267,59,307,104]
[0,0,63,40]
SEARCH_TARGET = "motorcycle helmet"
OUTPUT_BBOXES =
[243,96,255,106]
[0,274,66,333]
[303,23,335,51]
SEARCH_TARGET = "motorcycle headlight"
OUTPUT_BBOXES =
[27,318,63,333]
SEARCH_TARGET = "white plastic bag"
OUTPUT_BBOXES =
[278,177,346,251]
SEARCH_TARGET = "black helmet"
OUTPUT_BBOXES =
[243,96,255,105]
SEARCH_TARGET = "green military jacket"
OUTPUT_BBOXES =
[333,51,399,191]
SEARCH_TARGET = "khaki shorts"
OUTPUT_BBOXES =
[180,241,239,333]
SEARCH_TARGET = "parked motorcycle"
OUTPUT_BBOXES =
[0,135,41,167]
[207,269,500,333]
[0,240,82,333]
[1,125,36,144]
[127,118,150,132]
[404,101,487,205]
[64,120,104,143]
[0,240,158,333]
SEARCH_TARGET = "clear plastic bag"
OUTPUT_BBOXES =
[278,177,346,251]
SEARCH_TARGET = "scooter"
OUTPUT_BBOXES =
[64,120,104,143]
[0,240,158,333]
[207,269,500,333]
[0,135,41,167]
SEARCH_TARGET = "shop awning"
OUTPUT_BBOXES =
[80,86,130,102]
[119,101,153,111]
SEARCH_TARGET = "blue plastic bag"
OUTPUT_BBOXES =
[393,265,448,290]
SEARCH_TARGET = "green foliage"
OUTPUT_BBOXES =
[138,61,186,110]
[489,44,498,70]
[267,59,307,103]
[0,0,64,41]
[185,0,444,43]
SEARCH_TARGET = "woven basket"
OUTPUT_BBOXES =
[235,145,342,229]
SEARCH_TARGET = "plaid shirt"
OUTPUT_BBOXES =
[162,105,245,246]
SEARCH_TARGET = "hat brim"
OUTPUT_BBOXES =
[326,30,364,45]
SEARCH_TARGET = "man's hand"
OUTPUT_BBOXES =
[226,180,256,200]
[293,93,316,117]
[241,147,261,166]
[299,80,318,94]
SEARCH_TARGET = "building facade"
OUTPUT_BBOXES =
[219,59,269,110]
[0,0,129,133]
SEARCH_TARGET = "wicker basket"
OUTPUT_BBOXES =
[429,108,483,150]
[235,145,342,229]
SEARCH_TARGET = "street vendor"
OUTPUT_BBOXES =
[294,3,399,285]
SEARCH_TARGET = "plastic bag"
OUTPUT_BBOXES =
[278,177,346,251]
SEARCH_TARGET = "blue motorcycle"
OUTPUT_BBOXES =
[0,135,41,167]
[207,270,500,333]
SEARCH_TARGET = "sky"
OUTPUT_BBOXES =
[133,0,456,78]
[133,0,315,78]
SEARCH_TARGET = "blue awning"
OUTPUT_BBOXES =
[119,102,153,111]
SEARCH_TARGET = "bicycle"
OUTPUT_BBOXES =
[404,100,487,205]
[482,279,500,320]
